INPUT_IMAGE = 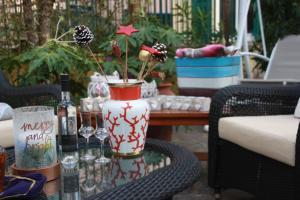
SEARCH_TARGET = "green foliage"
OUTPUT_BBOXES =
[20,145,56,168]
[174,1,236,47]
[173,1,192,40]
[99,16,184,82]
[0,40,97,100]
[253,0,300,71]
[262,0,300,52]
[51,11,116,51]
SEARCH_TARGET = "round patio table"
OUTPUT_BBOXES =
[6,138,201,200]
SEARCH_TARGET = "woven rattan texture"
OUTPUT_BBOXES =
[7,138,200,200]
[0,70,61,108]
[208,84,300,200]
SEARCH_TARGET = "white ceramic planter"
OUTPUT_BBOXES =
[102,80,150,156]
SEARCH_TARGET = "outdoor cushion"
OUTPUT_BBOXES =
[0,119,14,148]
[219,115,299,166]
[0,116,59,148]
[0,102,13,121]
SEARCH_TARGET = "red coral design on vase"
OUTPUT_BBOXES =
[102,84,150,155]
[110,158,127,187]
[140,109,150,149]
[105,111,124,153]
[120,102,144,152]
[129,157,148,181]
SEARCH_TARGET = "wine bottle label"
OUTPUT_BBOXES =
[60,117,68,135]
[63,174,79,193]
[67,116,77,135]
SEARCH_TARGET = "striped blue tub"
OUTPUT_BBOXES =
[175,56,241,89]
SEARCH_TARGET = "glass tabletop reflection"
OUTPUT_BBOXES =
[50,142,171,200]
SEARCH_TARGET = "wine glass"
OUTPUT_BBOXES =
[97,163,112,192]
[79,111,96,161]
[81,160,96,198]
[94,112,111,164]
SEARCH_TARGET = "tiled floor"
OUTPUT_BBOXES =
[171,126,255,200]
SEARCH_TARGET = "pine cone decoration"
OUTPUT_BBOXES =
[152,42,168,62]
[73,25,94,45]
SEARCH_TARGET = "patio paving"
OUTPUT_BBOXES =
[171,126,255,200]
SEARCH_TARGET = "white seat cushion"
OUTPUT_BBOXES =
[219,115,300,166]
[0,116,58,148]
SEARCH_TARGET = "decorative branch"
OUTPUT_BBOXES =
[138,42,168,80]
[137,54,150,80]
[87,46,108,81]
[125,36,128,82]
[115,24,139,83]
[112,40,125,80]
[142,62,158,80]
[73,25,107,80]
[55,17,63,39]
[57,29,73,41]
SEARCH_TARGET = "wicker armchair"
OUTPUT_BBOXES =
[0,70,61,108]
[208,84,300,200]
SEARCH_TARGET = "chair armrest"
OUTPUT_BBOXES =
[209,84,300,128]
[209,84,300,140]
[0,84,61,108]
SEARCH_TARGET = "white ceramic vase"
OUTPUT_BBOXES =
[102,80,150,156]
[110,156,148,187]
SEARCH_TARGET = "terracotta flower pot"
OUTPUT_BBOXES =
[102,80,150,157]
[158,82,175,95]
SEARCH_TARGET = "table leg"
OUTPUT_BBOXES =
[147,126,172,141]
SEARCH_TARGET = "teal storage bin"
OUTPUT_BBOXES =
[175,56,241,89]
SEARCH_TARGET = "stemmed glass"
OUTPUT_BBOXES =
[81,160,96,198]
[94,112,111,164]
[79,111,96,161]
[97,163,112,192]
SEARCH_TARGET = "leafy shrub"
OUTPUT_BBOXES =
[0,40,98,101]
[99,16,184,83]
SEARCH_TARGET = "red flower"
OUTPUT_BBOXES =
[116,24,139,36]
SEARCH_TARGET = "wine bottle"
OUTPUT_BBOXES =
[57,74,78,167]
[61,166,80,199]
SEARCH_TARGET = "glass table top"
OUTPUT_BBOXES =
[30,141,171,200]
[5,137,201,200]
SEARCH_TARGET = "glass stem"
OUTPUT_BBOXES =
[86,137,89,155]
[100,140,104,158]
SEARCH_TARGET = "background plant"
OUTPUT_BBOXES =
[99,15,184,85]
[0,19,99,102]
[253,0,300,72]
[173,1,236,48]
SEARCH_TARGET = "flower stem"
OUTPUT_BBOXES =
[138,55,150,80]
[57,41,76,43]
[117,57,125,81]
[57,29,72,40]
[142,62,158,80]
[87,45,108,81]
[125,36,128,83]
[55,17,62,39]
